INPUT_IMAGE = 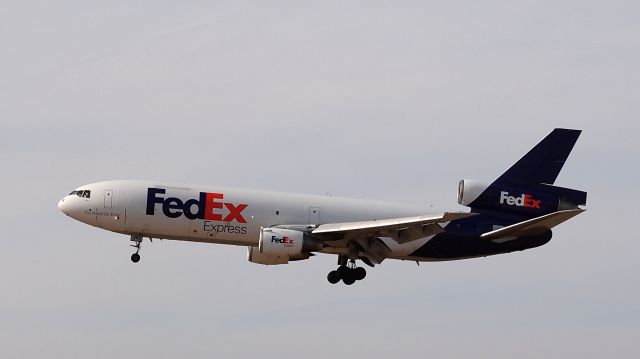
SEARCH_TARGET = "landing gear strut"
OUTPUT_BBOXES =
[130,234,143,263]
[327,256,367,285]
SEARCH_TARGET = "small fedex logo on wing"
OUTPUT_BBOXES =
[499,191,541,209]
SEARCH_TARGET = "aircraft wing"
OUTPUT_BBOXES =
[311,212,476,244]
[480,209,585,241]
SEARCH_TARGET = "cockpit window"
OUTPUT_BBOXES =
[69,190,91,198]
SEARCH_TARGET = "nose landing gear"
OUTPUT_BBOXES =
[327,257,367,285]
[130,234,143,263]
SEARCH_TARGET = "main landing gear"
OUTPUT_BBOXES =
[327,256,367,285]
[130,234,143,263]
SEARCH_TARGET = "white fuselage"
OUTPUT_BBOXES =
[58,180,432,258]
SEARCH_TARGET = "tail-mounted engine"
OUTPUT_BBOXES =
[457,180,490,207]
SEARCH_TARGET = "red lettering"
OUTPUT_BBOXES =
[524,194,542,209]
[223,203,248,223]
[531,199,541,209]
[205,193,224,220]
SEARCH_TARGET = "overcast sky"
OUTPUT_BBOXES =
[1,1,639,358]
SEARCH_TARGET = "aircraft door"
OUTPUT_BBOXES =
[309,207,321,224]
[104,189,113,208]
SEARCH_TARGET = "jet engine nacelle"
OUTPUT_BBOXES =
[247,246,289,265]
[457,179,489,206]
[259,228,305,256]
[247,228,323,265]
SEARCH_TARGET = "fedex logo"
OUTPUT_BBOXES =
[271,235,294,246]
[499,191,541,209]
[146,188,248,223]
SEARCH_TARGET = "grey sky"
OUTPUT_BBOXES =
[1,1,639,358]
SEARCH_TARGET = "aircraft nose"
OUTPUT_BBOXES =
[58,197,70,215]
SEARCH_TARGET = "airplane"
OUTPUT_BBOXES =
[58,128,587,285]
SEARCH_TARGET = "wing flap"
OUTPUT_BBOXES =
[312,212,476,243]
[480,209,585,240]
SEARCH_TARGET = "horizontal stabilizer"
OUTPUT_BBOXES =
[480,209,584,240]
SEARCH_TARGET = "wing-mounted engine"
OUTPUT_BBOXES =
[247,246,289,265]
[247,228,323,265]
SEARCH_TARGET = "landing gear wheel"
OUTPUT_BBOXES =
[130,234,144,264]
[342,270,356,285]
[354,267,366,281]
[327,270,340,284]
[337,265,349,278]
[329,256,370,284]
